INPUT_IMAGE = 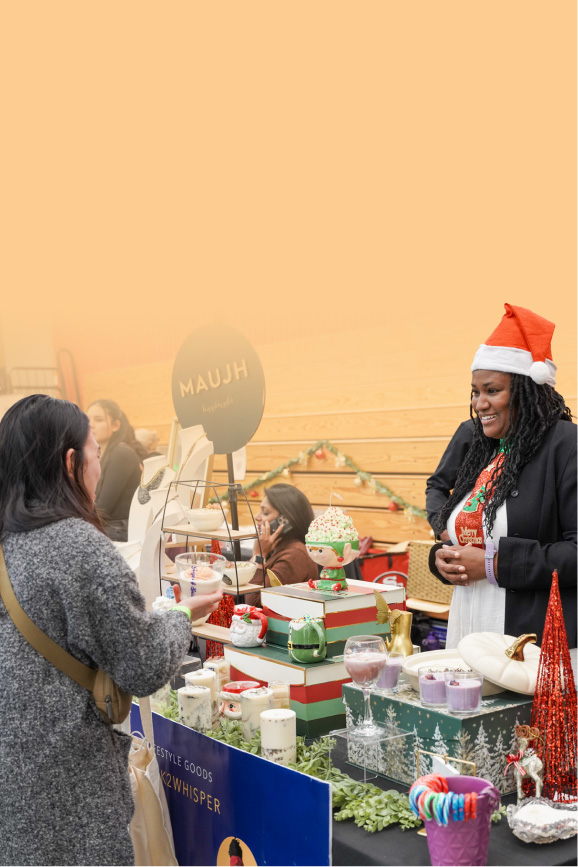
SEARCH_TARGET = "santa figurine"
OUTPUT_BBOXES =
[230,604,268,647]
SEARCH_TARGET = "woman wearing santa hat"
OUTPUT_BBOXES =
[427,304,576,651]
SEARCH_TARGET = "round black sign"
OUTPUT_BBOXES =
[172,324,266,455]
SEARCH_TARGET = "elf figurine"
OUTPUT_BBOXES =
[305,505,360,592]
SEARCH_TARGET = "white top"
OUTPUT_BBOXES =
[445,493,508,649]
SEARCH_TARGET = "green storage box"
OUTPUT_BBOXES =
[342,682,533,794]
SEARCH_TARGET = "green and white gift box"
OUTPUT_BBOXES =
[342,681,532,795]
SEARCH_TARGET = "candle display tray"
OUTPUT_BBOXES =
[323,724,414,785]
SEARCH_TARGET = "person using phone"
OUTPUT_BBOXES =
[246,484,319,607]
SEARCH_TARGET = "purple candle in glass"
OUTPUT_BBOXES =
[445,671,483,713]
[376,654,404,691]
[418,668,447,707]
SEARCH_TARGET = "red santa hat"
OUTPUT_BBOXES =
[471,303,556,386]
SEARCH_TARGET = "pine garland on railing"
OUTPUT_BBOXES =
[211,439,428,521]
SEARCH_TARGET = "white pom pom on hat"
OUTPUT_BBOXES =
[528,360,551,385]
[471,303,557,387]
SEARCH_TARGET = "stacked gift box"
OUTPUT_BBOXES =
[224,580,405,737]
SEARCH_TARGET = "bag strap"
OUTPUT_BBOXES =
[0,544,97,692]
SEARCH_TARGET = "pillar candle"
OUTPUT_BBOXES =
[150,680,171,713]
[204,658,230,690]
[178,685,212,731]
[260,709,297,765]
[185,669,219,727]
[240,687,274,741]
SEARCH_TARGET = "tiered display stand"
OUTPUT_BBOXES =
[159,480,263,643]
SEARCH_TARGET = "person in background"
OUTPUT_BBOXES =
[427,304,576,654]
[246,484,319,608]
[0,394,221,866]
[134,427,162,458]
[87,399,141,541]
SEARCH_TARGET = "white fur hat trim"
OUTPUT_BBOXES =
[471,345,557,387]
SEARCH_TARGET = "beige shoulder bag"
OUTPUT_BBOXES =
[0,545,132,725]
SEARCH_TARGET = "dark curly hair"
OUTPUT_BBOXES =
[435,374,573,538]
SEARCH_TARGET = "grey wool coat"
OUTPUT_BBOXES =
[0,518,191,866]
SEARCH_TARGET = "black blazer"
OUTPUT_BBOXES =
[426,420,577,647]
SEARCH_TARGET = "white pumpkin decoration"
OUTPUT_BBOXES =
[458,633,541,695]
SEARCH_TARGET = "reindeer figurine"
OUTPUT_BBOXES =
[505,724,544,803]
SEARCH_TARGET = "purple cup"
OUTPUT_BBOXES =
[418,667,447,707]
[376,654,403,691]
[424,776,500,866]
[445,670,483,714]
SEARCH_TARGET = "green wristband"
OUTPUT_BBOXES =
[170,604,192,621]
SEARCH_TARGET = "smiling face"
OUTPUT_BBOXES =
[471,370,512,439]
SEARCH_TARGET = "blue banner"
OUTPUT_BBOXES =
[131,706,332,866]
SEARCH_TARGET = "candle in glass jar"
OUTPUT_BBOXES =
[445,673,483,713]
[260,709,297,765]
[376,656,403,690]
[178,685,212,731]
[268,681,291,710]
[185,669,219,727]
[240,687,274,741]
[344,651,386,686]
[418,670,447,707]
[204,657,230,690]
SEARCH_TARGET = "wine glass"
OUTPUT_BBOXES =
[344,635,387,737]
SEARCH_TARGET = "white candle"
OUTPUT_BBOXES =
[268,681,291,710]
[240,687,274,741]
[150,680,171,713]
[178,685,212,731]
[204,658,230,690]
[260,709,297,765]
[185,669,219,727]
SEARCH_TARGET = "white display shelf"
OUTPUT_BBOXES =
[162,521,256,541]
[161,572,261,597]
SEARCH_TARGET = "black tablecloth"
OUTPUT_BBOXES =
[330,742,577,867]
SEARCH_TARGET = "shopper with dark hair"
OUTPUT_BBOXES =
[246,483,319,606]
[0,394,221,866]
[427,304,576,649]
[87,398,142,541]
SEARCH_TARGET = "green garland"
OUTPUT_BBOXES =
[210,439,428,521]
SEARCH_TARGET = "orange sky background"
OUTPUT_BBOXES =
[1,2,575,395]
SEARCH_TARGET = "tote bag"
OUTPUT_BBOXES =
[129,696,178,867]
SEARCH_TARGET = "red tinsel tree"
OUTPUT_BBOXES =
[530,571,577,802]
[206,538,234,658]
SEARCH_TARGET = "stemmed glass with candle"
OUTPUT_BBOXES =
[344,635,387,737]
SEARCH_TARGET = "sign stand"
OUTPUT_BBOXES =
[226,453,242,563]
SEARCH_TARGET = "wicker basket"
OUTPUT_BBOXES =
[405,540,454,605]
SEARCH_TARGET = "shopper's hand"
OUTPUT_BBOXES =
[181,589,223,618]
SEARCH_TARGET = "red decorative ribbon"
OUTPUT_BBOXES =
[505,750,526,776]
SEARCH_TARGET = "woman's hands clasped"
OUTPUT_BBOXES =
[435,544,488,586]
